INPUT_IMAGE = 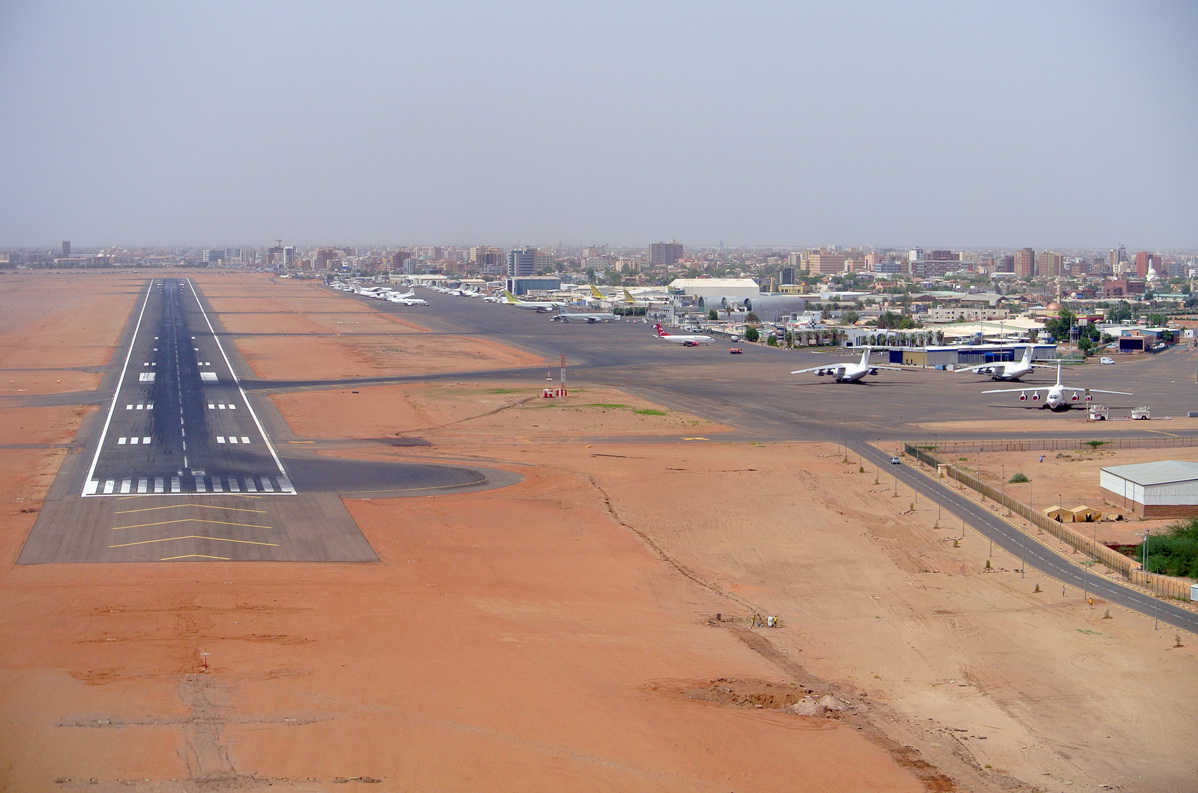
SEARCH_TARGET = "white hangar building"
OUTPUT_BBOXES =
[668,278,760,300]
[1100,460,1198,518]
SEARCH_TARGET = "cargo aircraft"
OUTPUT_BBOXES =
[791,347,903,383]
[982,362,1131,411]
[955,345,1042,381]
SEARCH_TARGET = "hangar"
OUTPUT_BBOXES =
[1100,460,1198,518]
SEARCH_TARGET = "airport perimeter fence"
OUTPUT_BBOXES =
[911,436,1198,455]
[905,444,1195,601]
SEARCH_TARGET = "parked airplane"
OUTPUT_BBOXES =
[653,323,714,346]
[387,292,428,306]
[502,290,565,312]
[791,347,903,383]
[550,312,620,323]
[623,288,667,306]
[956,345,1042,381]
[982,362,1131,411]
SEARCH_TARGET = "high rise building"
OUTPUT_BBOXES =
[1037,251,1063,278]
[649,241,684,266]
[1014,248,1036,278]
[780,267,796,285]
[61,241,71,256]
[202,249,226,264]
[1109,245,1130,275]
[507,247,537,277]
[808,252,849,275]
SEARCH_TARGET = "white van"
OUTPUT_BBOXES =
[1100,357,1115,365]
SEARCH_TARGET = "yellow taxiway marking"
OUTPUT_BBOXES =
[116,504,267,515]
[289,440,315,444]
[109,535,279,548]
[161,554,231,560]
[1146,428,1181,438]
[682,437,710,441]
[111,518,273,531]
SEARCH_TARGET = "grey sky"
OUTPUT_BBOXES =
[1,1,1195,250]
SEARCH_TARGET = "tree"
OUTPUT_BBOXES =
[1044,309,1076,343]
[744,326,760,343]
[840,309,860,326]
[746,312,761,325]
[707,309,718,320]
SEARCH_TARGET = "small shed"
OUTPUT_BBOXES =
[1067,505,1103,523]
[1044,505,1074,522]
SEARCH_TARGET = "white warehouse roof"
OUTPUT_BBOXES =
[1100,460,1198,487]
[669,278,760,299]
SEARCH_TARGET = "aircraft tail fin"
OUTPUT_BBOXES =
[623,289,637,304]
[590,285,606,300]
[502,290,519,303]
[653,323,668,337]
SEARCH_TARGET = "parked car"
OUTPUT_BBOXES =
[1100,357,1115,365]
[729,347,743,354]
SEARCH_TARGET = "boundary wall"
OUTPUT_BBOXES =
[906,443,1193,601]
[913,436,1198,455]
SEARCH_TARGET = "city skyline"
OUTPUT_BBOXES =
[2,2,1196,249]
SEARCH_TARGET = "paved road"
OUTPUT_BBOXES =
[857,442,1198,634]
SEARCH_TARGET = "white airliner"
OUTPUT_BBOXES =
[502,290,565,312]
[791,347,903,383]
[550,312,620,323]
[983,362,1131,411]
[955,345,1042,381]
[623,288,668,306]
[386,292,428,306]
[653,323,714,346]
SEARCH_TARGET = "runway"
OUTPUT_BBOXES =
[18,278,519,564]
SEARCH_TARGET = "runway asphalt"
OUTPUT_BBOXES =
[18,278,520,564]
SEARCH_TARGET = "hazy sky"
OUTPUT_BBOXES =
[2,1,1195,250]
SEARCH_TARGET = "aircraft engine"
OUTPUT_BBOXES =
[980,367,992,374]
[1019,392,1027,401]
[869,368,879,375]
[1031,393,1040,401]
[816,369,826,376]
[1085,393,1093,401]
[1071,393,1080,401]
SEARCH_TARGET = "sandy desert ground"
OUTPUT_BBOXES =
[0,271,1195,793]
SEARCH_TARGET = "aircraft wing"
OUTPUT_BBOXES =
[791,365,845,375]
[1062,387,1133,396]
[872,366,905,372]
[981,386,1050,394]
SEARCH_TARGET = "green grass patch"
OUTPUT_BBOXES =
[1009,472,1029,483]
[1084,440,1109,449]
[634,409,667,416]
[486,388,522,394]
[580,403,631,409]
